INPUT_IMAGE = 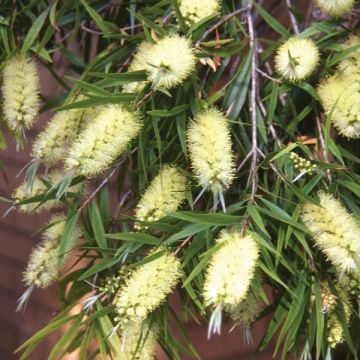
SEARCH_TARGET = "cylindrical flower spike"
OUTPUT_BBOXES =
[1,54,40,143]
[123,41,152,93]
[32,96,101,166]
[187,108,236,201]
[65,104,142,177]
[228,289,263,327]
[114,250,182,325]
[13,170,82,213]
[134,166,187,230]
[203,230,260,310]
[117,321,157,360]
[337,36,360,81]
[301,192,360,273]
[275,37,320,81]
[179,0,221,26]
[326,287,351,348]
[23,214,81,288]
[143,35,195,89]
[316,0,355,17]
[318,75,360,139]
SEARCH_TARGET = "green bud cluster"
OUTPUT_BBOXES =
[290,152,316,175]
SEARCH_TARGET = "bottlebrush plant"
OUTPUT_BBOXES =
[0,0,360,359]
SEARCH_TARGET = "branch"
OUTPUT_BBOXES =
[78,158,127,212]
[247,1,259,203]
[196,7,246,45]
[316,116,332,183]
[284,0,300,35]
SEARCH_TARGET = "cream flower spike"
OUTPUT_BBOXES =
[32,95,101,166]
[179,0,221,26]
[123,41,152,93]
[337,36,360,82]
[275,37,320,81]
[316,0,355,17]
[23,214,81,289]
[13,170,82,213]
[203,230,260,311]
[65,104,142,177]
[317,75,360,139]
[114,250,182,325]
[301,192,360,273]
[134,166,187,230]
[117,321,157,360]
[144,35,196,89]
[1,54,40,144]
[187,107,235,210]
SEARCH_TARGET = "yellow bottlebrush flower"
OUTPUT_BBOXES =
[203,230,260,309]
[318,75,360,139]
[114,251,181,324]
[316,0,355,17]
[23,214,81,288]
[65,104,142,177]
[179,0,221,26]
[117,321,157,360]
[187,108,235,199]
[229,289,263,326]
[32,96,101,165]
[1,54,40,139]
[326,288,351,348]
[123,41,152,93]
[275,37,320,81]
[13,170,82,213]
[301,192,360,273]
[337,36,360,81]
[134,166,187,230]
[143,35,196,89]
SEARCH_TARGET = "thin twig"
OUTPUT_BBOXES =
[257,98,282,148]
[316,116,332,183]
[237,150,253,172]
[78,158,126,211]
[247,1,259,203]
[284,0,300,35]
[197,8,246,45]
[256,68,282,83]
[174,236,193,256]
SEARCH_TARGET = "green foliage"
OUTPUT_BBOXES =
[1,0,360,359]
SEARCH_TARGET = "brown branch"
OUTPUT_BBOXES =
[247,1,259,203]
[78,158,127,212]
[174,236,193,256]
[284,0,300,35]
[316,116,332,183]
[196,7,246,45]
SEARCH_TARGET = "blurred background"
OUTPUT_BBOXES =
[0,0,314,358]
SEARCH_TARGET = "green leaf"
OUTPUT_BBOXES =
[165,224,210,244]
[170,211,243,225]
[95,302,122,357]
[48,315,83,360]
[16,313,77,353]
[78,257,119,280]
[270,143,298,162]
[254,3,291,38]
[80,0,111,35]
[90,202,108,253]
[106,232,160,245]
[58,211,80,265]
[21,7,50,54]
[147,104,189,118]
[56,94,137,110]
